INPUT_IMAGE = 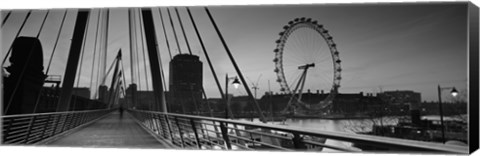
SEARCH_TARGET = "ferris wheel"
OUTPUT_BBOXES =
[273,17,342,115]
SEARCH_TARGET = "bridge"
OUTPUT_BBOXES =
[0,7,470,154]
[2,108,468,153]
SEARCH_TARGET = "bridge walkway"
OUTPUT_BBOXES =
[45,111,174,149]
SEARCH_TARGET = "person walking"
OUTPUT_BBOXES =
[119,106,124,118]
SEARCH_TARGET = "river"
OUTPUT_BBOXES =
[236,116,399,151]
[237,115,466,151]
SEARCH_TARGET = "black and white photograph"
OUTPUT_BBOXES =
[1,0,478,155]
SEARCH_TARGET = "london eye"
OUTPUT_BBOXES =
[273,17,342,115]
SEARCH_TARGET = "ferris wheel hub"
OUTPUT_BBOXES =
[298,63,315,69]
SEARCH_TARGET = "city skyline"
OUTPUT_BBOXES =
[1,3,469,102]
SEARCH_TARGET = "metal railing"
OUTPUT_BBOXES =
[128,109,468,154]
[2,109,114,145]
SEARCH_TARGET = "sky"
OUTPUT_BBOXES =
[1,2,471,102]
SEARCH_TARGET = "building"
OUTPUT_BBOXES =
[202,90,384,118]
[169,54,203,114]
[378,90,422,124]
[72,87,91,99]
[377,90,421,106]
[123,85,158,111]
[136,90,156,110]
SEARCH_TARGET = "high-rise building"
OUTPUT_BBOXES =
[169,54,203,114]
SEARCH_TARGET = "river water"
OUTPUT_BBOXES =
[243,115,465,133]
[238,115,466,151]
[238,117,399,151]
[243,116,399,133]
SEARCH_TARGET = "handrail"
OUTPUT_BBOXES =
[2,109,115,145]
[128,109,468,154]
[2,109,112,118]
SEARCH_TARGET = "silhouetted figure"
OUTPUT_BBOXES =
[3,37,46,115]
[119,106,124,118]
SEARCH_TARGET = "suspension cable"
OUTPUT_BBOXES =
[128,8,136,85]
[133,9,142,91]
[95,10,104,92]
[32,10,55,113]
[156,38,168,92]
[89,9,102,99]
[108,57,122,108]
[101,9,110,86]
[35,10,50,44]
[138,8,150,91]
[2,11,32,66]
[201,87,214,117]
[45,10,68,74]
[101,58,118,86]
[98,9,108,86]
[158,8,173,60]
[120,60,128,96]
[153,9,168,92]
[175,7,192,55]
[2,10,12,27]
[205,7,266,122]
[187,7,224,99]
[167,8,182,55]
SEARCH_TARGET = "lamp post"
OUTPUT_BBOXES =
[437,85,458,143]
[225,73,240,119]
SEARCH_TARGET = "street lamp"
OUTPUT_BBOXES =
[437,85,458,143]
[225,74,240,119]
[232,77,241,89]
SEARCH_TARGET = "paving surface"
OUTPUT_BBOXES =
[47,112,172,149]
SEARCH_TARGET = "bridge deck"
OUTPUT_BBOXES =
[46,111,173,149]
